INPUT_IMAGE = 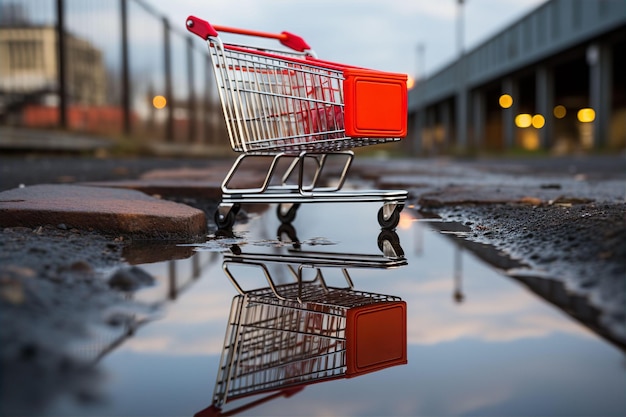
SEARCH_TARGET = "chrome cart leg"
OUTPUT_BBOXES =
[221,153,285,194]
[280,155,307,187]
[296,151,354,193]
[280,153,324,193]
[222,261,286,300]
[280,151,354,193]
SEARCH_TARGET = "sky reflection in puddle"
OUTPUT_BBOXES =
[46,203,625,417]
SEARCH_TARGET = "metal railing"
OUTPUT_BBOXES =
[0,0,226,146]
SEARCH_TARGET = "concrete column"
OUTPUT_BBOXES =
[455,89,468,150]
[471,89,485,149]
[425,107,436,155]
[441,101,451,150]
[455,55,468,150]
[536,64,554,150]
[502,77,518,149]
[412,110,424,155]
[588,42,612,148]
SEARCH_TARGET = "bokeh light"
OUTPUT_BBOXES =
[577,108,595,123]
[499,94,513,109]
[398,211,415,230]
[520,131,540,150]
[532,114,545,129]
[515,113,532,128]
[406,76,415,90]
[152,95,167,109]
[553,105,567,119]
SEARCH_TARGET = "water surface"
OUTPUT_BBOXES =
[45,202,626,416]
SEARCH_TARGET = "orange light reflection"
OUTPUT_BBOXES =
[398,210,415,230]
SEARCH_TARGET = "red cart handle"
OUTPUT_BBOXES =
[186,15,311,52]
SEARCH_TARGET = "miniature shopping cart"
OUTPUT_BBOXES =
[199,249,407,415]
[186,16,409,230]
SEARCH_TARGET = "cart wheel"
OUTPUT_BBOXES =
[214,206,236,229]
[377,204,403,229]
[276,203,300,224]
[229,244,242,255]
[277,223,301,249]
[377,230,404,257]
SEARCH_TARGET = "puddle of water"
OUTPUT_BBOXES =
[44,203,625,417]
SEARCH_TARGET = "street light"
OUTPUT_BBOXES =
[457,0,466,57]
[416,42,425,80]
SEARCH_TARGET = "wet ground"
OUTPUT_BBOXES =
[2,202,625,416]
[1,154,625,416]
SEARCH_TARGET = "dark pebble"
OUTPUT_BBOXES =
[108,266,155,291]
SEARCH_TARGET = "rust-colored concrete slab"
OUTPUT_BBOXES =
[140,165,272,191]
[83,179,224,200]
[0,184,206,240]
[139,166,229,181]
[82,166,265,199]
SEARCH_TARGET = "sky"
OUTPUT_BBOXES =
[151,0,548,79]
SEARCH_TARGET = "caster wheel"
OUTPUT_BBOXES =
[214,206,237,229]
[377,204,403,229]
[277,223,301,249]
[377,230,404,258]
[276,203,300,224]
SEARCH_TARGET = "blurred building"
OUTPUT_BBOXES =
[0,24,107,128]
[407,0,626,155]
[0,0,222,147]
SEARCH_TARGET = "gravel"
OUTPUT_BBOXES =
[0,226,160,415]
[430,201,626,347]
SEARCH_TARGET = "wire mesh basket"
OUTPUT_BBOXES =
[187,16,407,154]
[213,285,407,409]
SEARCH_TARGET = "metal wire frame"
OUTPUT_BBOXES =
[212,235,407,408]
[222,246,407,303]
[214,286,402,407]
[207,37,399,153]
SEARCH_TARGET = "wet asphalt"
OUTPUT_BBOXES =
[2,153,624,326]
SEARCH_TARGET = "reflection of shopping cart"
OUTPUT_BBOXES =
[186,16,409,230]
[210,289,407,412]
[223,226,407,299]
[196,229,407,416]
